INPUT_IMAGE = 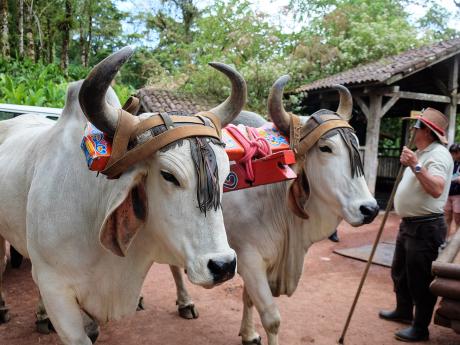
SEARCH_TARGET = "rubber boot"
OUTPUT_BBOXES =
[379,294,413,324]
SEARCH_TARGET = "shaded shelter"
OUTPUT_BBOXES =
[290,38,460,197]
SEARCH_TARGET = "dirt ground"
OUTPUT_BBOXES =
[1,212,459,345]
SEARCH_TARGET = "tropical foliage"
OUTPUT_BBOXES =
[0,0,458,114]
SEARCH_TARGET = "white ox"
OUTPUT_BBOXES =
[0,47,246,345]
[169,77,380,345]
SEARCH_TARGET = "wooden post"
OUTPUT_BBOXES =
[365,94,383,194]
[447,56,459,145]
[356,94,383,195]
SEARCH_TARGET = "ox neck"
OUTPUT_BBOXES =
[271,181,342,247]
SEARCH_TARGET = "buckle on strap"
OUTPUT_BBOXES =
[159,112,175,130]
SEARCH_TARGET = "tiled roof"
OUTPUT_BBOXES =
[295,38,460,93]
[136,88,214,114]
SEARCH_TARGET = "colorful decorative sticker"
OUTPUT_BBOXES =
[257,124,289,147]
[81,122,112,171]
[92,133,108,154]
[222,130,239,149]
[224,172,238,190]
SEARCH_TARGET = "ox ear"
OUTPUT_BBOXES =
[287,168,310,219]
[100,173,148,257]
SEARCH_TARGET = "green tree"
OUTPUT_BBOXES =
[140,0,290,112]
[417,2,459,41]
[288,0,420,82]
[1,0,10,58]
[139,0,200,70]
[182,0,290,111]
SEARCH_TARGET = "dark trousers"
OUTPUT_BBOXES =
[391,215,446,330]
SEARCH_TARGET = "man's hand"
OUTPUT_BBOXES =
[399,146,445,198]
[400,146,418,168]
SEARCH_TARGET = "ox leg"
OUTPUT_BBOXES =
[0,237,10,323]
[37,278,92,345]
[137,295,145,311]
[240,259,280,345]
[36,294,99,343]
[239,287,261,345]
[36,296,55,334]
[82,312,99,344]
[170,265,199,319]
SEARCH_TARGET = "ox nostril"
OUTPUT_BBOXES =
[360,204,379,224]
[207,258,236,284]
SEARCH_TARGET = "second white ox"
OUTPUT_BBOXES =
[169,77,380,345]
[0,47,246,344]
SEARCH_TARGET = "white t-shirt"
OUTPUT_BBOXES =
[394,142,453,218]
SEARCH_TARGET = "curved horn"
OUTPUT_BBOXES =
[208,62,247,127]
[79,46,135,136]
[333,84,353,121]
[268,75,291,135]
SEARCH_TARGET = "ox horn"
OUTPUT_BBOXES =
[333,84,353,121]
[268,75,291,135]
[208,62,247,127]
[79,46,135,137]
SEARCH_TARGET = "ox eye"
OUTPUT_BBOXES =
[319,146,332,153]
[160,171,180,187]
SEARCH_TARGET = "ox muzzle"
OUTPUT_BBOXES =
[360,202,379,224]
[208,257,237,284]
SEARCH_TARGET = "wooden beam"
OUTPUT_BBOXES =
[385,50,460,84]
[386,73,404,85]
[353,95,370,119]
[380,95,400,118]
[449,55,459,91]
[447,55,459,145]
[363,85,399,95]
[384,90,451,103]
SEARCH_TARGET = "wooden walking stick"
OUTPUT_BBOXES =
[338,131,416,344]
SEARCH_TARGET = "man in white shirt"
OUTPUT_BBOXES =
[379,108,453,342]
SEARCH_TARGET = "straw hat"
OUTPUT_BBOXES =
[406,107,448,145]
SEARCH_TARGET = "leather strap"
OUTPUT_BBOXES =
[287,164,310,219]
[195,111,222,138]
[105,110,139,167]
[159,111,174,130]
[132,115,210,138]
[296,119,351,156]
[122,96,141,114]
[102,123,220,179]
[289,114,302,154]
